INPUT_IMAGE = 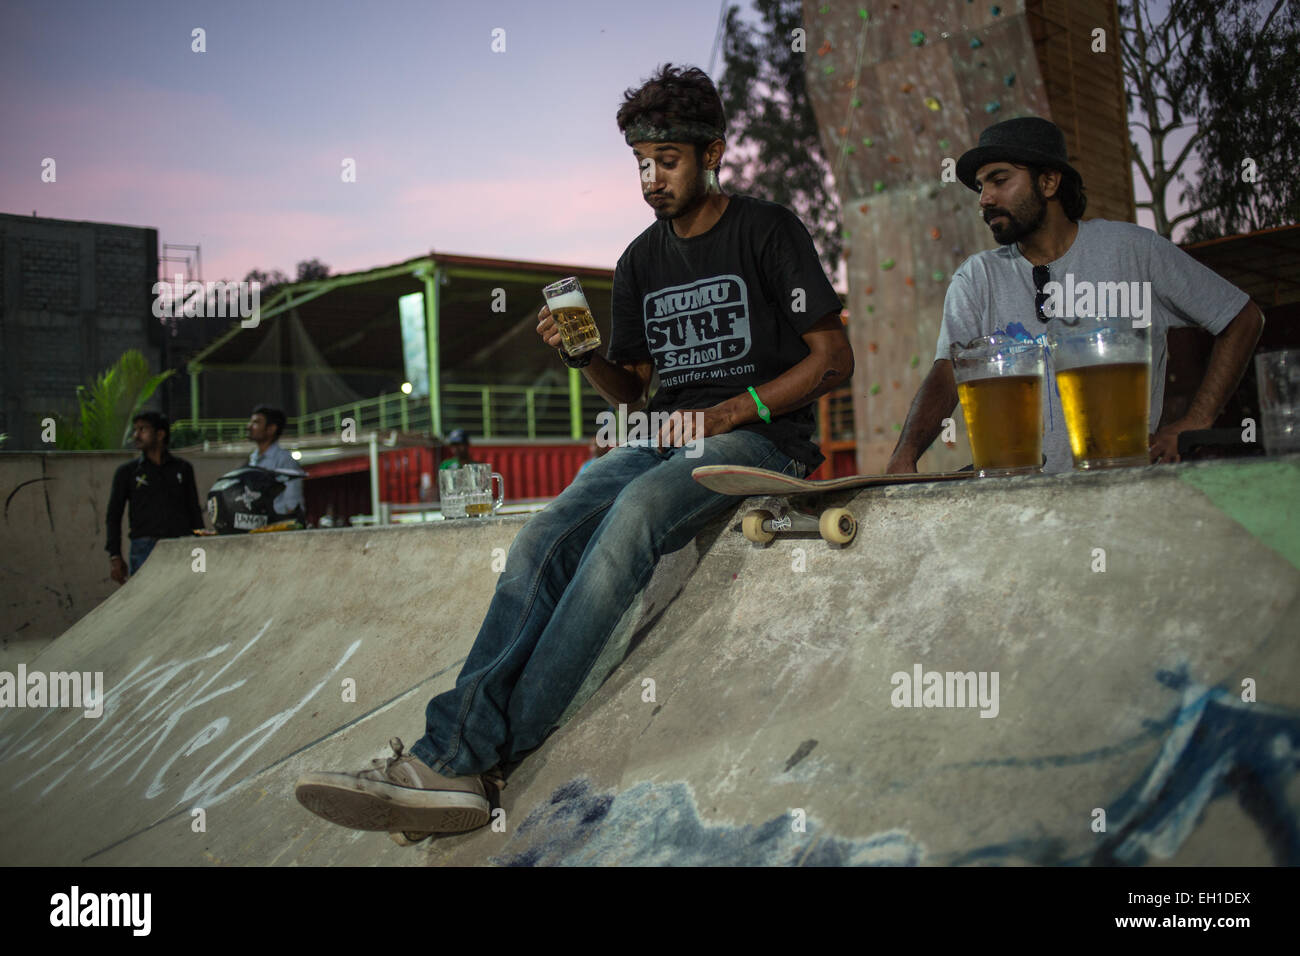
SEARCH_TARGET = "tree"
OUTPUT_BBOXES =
[1122,0,1299,240]
[240,259,331,299]
[52,350,174,450]
[717,0,842,272]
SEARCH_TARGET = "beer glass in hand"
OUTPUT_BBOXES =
[542,277,601,356]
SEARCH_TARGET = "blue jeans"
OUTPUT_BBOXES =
[128,537,157,575]
[411,429,803,775]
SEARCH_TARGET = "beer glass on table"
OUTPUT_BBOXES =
[542,277,601,356]
[1045,317,1151,469]
[951,334,1046,477]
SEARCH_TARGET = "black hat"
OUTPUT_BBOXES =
[956,116,1082,191]
[446,428,469,444]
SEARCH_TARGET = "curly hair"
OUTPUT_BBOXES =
[616,63,726,163]
[1023,163,1088,221]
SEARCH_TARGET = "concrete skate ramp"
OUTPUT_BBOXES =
[1,457,1297,866]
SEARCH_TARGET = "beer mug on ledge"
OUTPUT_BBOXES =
[1045,317,1151,469]
[462,463,504,517]
[542,276,601,356]
[951,334,1045,477]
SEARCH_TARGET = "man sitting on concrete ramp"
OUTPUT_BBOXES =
[295,63,854,843]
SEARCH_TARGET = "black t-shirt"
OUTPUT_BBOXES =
[607,194,843,470]
[105,452,205,556]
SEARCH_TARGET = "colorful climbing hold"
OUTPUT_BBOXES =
[851,96,862,108]
[985,100,1001,113]
[938,138,950,150]
[858,8,869,19]
[868,342,879,353]
[892,380,901,389]
[858,204,869,213]
[862,136,874,147]
[991,5,1002,15]
[845,145,856,154]
[924,96,941,111]
[818,41,832,56]
[819,3,829,12]
[824,65,835,75]
[866,305,875,314]
[930,227,941,240]
[970,37,983,48]
[881,258,896,270]
[932,270,946,281]
[900,82,914,93]
[910,354,921,368]
[873,180,885,193]
[870,383,881,395]
[892,423,902,432]
[910,30,925,46]
[842,230,852,241]
[887,154,902,164]
[864,285,874,294]
[904,275,915,286]
[1004,72,1016,86]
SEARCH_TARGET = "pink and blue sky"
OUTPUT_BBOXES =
[0,0,737,281]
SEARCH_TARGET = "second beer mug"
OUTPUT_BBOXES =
[1045,317,1151,469]
[542,276,601,356]
[951,333,1045,477]
[462,463,504,517]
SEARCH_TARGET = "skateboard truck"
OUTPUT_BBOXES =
[740,502,857,547]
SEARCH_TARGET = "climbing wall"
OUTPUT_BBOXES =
[803,0,1133,472]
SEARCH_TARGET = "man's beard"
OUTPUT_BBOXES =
[984,182,1048,245]
[652,175,707,221]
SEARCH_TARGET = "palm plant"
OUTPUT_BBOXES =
[52,351,174,450]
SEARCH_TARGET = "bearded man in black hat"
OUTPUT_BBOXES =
[887,116,1263,474]
[295,64,854,843]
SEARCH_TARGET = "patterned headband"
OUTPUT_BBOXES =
[623,120,726,146]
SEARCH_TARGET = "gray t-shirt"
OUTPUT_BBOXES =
[936,219,1249,473]
[249,441,306,514]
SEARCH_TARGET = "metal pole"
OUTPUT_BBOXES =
[568,367,582,438]
[369,432,380,523]
[423,265,443,436]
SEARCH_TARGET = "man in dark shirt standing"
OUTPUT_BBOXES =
[106,412,205,582]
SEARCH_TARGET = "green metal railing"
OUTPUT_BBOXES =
[181,381,610,443]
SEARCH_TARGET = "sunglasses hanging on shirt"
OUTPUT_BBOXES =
[1033,264,1051,323]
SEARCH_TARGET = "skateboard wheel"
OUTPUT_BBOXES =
[389,830,432,846]
[819,508,856,545]
[742,510,776,545]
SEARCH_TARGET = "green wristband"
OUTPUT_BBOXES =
[747,386,771,423]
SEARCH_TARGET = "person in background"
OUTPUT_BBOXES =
[439,428,475,470]
[247,405,306,518]
[106,412,205,581]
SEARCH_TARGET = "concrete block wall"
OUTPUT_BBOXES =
[0,213,160,450]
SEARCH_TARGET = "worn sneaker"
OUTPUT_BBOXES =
[295,737,496,840]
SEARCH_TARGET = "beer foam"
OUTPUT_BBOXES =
[546,290,588,311]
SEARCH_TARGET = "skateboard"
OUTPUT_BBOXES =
[691,465,973,546]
